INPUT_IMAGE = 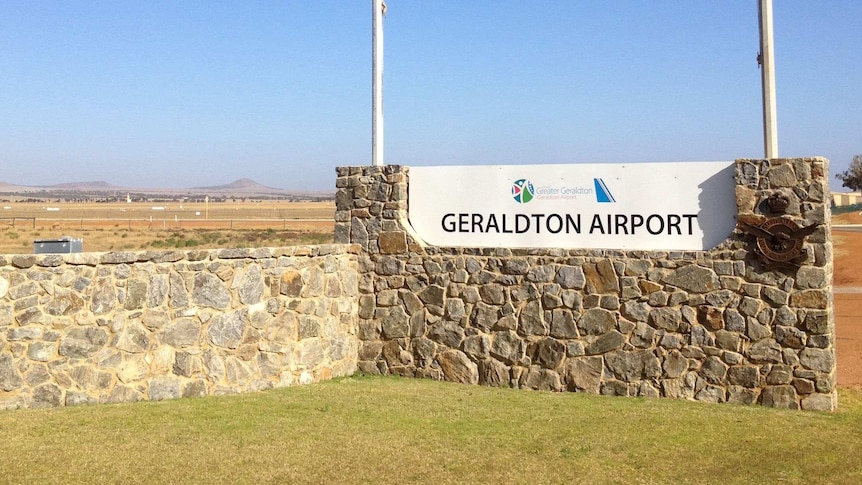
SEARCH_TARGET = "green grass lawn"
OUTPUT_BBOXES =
[2,376,861,484]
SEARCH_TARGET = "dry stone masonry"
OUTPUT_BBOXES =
[0,245,359,409]
[335,159,836,411]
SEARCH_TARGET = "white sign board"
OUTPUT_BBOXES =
[408,162,737,251]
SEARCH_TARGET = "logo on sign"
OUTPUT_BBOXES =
[594,178,616,203]
[512,179,534,204]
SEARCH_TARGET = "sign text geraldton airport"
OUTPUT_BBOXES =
[440,212,698,236]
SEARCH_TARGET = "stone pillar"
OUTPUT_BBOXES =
[734,158,836,410]
[335,165,412,253]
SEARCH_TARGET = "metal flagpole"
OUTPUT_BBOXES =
[758,0,778,158]
[372,0,385,166]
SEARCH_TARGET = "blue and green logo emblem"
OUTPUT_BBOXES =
[512,179,534,203]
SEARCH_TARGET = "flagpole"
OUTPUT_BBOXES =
[758,0,778,158]
[372,0,385,166]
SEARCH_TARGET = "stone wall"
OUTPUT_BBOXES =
[0,159,838,412]
[335,159,837,411]
[0,245,359,410]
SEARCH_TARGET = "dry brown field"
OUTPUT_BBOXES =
[0,200,335,253]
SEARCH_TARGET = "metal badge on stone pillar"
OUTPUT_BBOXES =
[737,192,819,267]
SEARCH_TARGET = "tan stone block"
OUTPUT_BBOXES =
[117,354,148,384]
[698,305,724,331]
[148,346,175,375]
[638,280,662,294]
[378,231,407,254]
[737,213,766,227]
[790,290,829,309]
[735,186,757,212]
[584,259,618,294]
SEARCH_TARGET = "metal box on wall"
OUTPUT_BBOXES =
[34,236,83,254]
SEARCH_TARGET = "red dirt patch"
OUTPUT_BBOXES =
[834,227,862,387]
[835,292,862,387]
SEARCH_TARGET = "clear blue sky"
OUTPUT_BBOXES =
[1,1,859,192]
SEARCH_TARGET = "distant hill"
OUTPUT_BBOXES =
[191,178,284,193]
[43,181,126,191]
[0,180,128,193]
[0,177,331,199]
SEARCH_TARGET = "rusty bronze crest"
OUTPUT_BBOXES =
[737,192,819,266]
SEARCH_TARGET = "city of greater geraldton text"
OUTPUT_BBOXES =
[440,213,698,236]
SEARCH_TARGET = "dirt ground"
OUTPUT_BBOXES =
[835,291,861,388]
[833,212,862,388]
[832,211,862,388]
[0,201,335,253]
